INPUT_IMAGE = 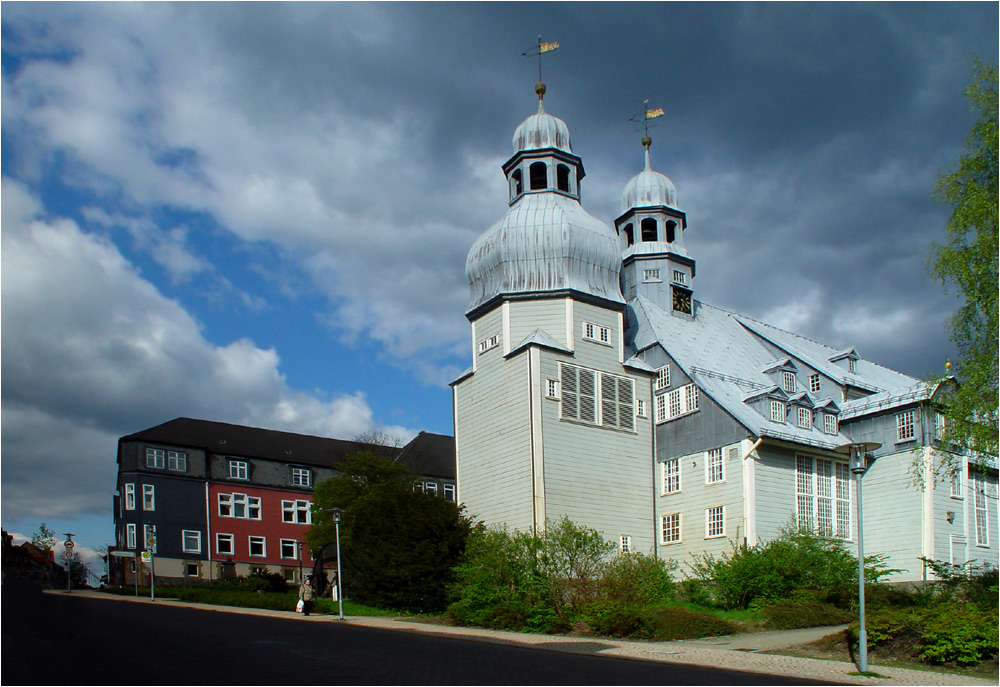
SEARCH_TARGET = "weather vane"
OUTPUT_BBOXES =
[522,35,560,96]
[629,99,665,148]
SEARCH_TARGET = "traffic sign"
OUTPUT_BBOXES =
[140,551,151,562]
[63,540,75,549]
[62,549,75,560]
[110,550,137,558]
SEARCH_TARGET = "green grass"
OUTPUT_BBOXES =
[99,585,414,617]
[658,601,765,627]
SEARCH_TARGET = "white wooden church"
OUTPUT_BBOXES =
[451,82,997,583]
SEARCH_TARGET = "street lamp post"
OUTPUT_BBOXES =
[330,508,344,620]
[835,441,881,674]
[297,541,304,584]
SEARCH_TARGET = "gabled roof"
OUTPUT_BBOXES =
[630,295,920,449]
[395,431,456,479]
[839,381,938,420]
[120,417,397,469]
[508,328,573,356]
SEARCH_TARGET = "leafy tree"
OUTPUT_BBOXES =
[306,451,471,611]
[929,60,998,470]
[30,523,57,552]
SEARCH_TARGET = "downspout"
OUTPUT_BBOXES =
[741,437,763,547]
[205,480,213,582]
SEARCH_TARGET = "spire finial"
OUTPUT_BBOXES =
[630,99,664,168]
[522,36,559,109]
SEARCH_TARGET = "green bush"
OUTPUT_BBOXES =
[689,527,898,610]
[653,605,739,640]
[919,557,999,610]
[585,601,658,639]
[918,605,999,665]
[760,598,852,630]
[239,571,289,593]
[602,552,676,607]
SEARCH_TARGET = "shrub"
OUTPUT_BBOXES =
[585,601,658,639]
[760,598,852,630]
[918,605,999,665]
[239,571,288,594]
[653,606,739,640]
[602,552,676,607]
[919,557,999,610]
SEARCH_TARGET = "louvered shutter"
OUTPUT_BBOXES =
[561,364,578,420]
[579,368,597,424]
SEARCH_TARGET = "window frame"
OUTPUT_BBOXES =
[146,448,165,469]
[229,460,249,480]
[545,379,560,399]
[619,535,632,553]
[282,499,312,525]
[770,400,786,423]
[809,374,821,393]
[143,524,157,553]
[635,399,647,418]
[782,371,796,392]
[124,483,135,510]
[184,562,200,577]
[248,536,266,558]
[642,268,661,282]
[671,269,686,285]
[797,407,813,429]
[661,513,681,544]
[582,321,612,346]
[796,455,852,539]
[662,457,681,494]
[896,410,915,441]
[182,530,201,554]
[443,483,456,502]
[216,533,234,556]
[142,484,155,511]
[824,413,837,434]
[706,506,725,538]
[291,467,311,488]
[973,472,989,547]
[655,366,670,391]
[126,523,136,549]
[280,539,298,560]
[167,450,187,472]
[705,448,724,484]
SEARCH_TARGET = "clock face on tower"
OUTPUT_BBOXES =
[672,287,692,314]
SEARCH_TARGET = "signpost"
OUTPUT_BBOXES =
[145,536,157,602]
[63,533,76,593]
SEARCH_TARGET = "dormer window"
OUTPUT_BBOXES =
[511,168,523,196]
[623,223,634,246]
[556,164,570,192]
[782,371,796,392]
[809,374,821,393]
[824,413,837,434]
[848,358,857,374]
[665,220,677,243]
[797,407,812,429]
[529,162,547,190]
[770,400,786,423]
[641,218,657,242]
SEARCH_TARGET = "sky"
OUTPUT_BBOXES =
[2,2,996,561]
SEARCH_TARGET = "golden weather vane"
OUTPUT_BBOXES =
[521,35,560,96]
[629,99,665,148]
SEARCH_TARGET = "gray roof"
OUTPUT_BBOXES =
[632,296,920,449]
[395,431,456,479]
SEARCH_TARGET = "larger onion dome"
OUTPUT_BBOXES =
[512,98,573,153]
[621,140,678,211]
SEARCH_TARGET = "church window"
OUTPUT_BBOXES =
[635,399,646,418]
[655,394,667,423]
[655,366,670,391]
[529,162,547,190]
[848,358,857,374]
[478,334,500,354]
[706,448,724,484]
[511,169,523,196]
[600,373,634,431]
[824,413,837,434]
[782,371,796,392]
[556,164,570,192]
[662,457,680,494]
[706,506,725,538]
[641,218,658,242]
[896,410,915,441]
[770,400,786,423]
[797,407,812,429]
[796,456,851,538]
[582,321,611,345]
[619,535,632,553]
[973,472,989,546]
[665,220,677,243]
[809,374,821,393]
[643,268,660,282]
[546,379,559,399]
[672,270,686,285]
[661,513,681,544]
[623,223,634,246]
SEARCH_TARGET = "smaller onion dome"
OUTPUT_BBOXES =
[512,94,573,154]
[621,143,677,211]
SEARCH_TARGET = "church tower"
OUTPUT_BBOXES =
[453,83,656,552]
[617,133,696,316]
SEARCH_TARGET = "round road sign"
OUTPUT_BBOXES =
[62,549,75,559]
[64,540,75,549]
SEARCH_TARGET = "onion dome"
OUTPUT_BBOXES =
[621,140,677,211]
[511,84,573,153]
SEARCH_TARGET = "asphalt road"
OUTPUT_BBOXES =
[2,580,840,685]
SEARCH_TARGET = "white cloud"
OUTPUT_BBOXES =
[0,178,412,521]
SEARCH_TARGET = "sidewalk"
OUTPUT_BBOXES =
[54,591,994,686]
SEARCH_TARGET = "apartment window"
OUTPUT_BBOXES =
[560,364,597,425]
[124,483,135,510]
[655,366,670,391]
[182,530,201,554]
[216,533,234,556]
[600,373,635,431]
[973,472,989,546]
[797,407,813,429]
[478,333,500,354]
[142,484,155,511]
[424,482,438,496]
[796,456,851,538]
[672,270,686,285]
[126,523,136,549]
[546,379,559,399]
[661,513,681,544]
[706,506,725,538]
[896,411,915,441]
[282,499,312,524]
[782,371,796,392]
[143,524,157,552]
[662,457,681,494]
[636,399,647,418]
[248,536,266,557]
[229,460,249,479]
[824,413,837,434]
[582,321,611,345]
[291,467,311,487]
[643,268,661,282]
[809,374,821,393]
[146,448,165,469]
[770,400,786,423]
[185,562,199,577]
[280,539,298,559]
[619,535,632,553]
[167,451,187,472]
[283,568,297,583]
[706,448,724,484]
[443,484,456,502]
[218,493,261,520]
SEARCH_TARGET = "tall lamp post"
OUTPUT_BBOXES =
[297,541,304,584]
[328,507,344,620]
[834,441,881,674]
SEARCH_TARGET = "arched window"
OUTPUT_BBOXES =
[623,223,634,246]
[512,169,523,196]
[556,164,570,192]
[665,220,677,243]
[641,218,658,242]
[529,162,547,190]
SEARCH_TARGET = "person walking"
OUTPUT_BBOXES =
[298,577,314,616]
